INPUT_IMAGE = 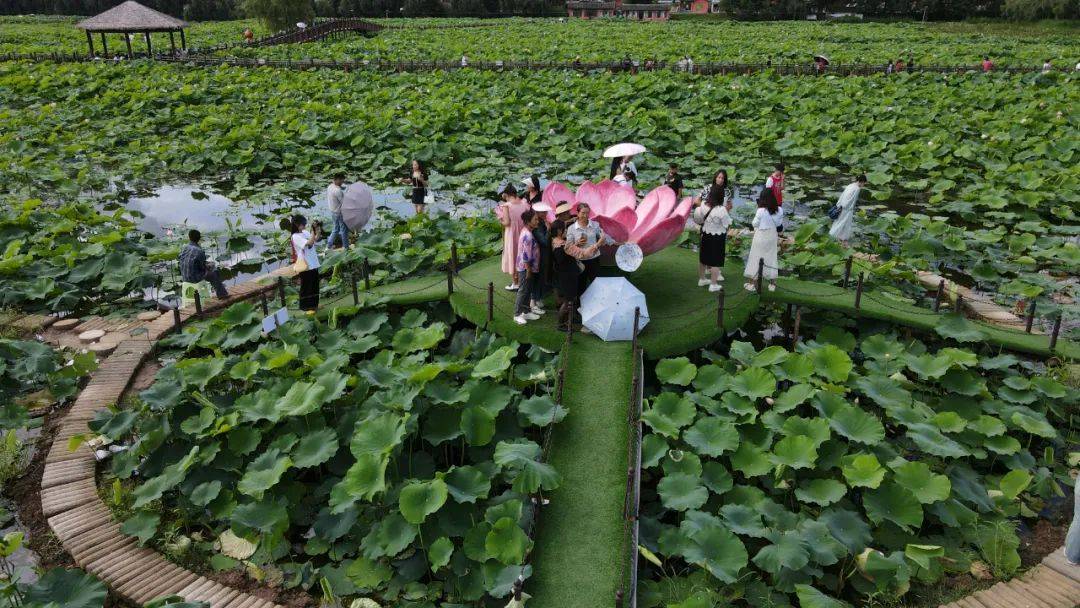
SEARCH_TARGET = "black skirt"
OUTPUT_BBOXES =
[699,232,726,267]
[552,248,580,300]
[411,187,426,206]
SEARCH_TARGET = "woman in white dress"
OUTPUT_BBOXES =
[828,174,867,246]
[744,188,784,293]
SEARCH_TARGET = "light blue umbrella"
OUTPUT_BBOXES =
[579,277,649,341]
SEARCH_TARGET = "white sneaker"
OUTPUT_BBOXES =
[580,326,593,334]
[505,284,519,291]
[514,315,527,325]
[697,279,710,287]
[768,283,777,292]
[708,283,722,292]
[531,305,545,315]
[744,283,757,292]
[717,272,724,282]
[524,312,540,321]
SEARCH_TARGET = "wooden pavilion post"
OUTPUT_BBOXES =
[169,31,176,54]
[180,29,186,50]
[144,31,152,55]
[85,30,94,57]
[124,33,133,58]
[100,32,108,56]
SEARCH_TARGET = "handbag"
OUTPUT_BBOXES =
[827,205,842,220]
[291,241,309,273]
[424,190,435,205]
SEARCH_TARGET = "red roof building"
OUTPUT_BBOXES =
[567,0,672,20]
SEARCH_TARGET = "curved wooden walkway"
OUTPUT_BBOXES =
[941,551,1080,608]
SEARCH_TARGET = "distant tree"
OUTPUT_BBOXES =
[402,0,443,15]
[1003,0,1077,19]
[451,0,486,15]
[314,0,339,16]
[239,0,314,30]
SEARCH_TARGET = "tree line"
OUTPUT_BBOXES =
[1,0,1073,25]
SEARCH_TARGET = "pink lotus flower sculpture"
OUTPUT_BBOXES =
[542,179,692,256]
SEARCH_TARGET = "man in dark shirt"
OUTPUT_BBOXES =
[664,164,684,198]
[178,229,229,299]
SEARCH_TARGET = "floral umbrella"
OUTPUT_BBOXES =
[542,179,692,256]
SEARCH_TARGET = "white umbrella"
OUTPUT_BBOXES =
[615,243,643,272]
[603,142,647,158]
[814,54,830,65]
[578,277,649,341]
[341,182,374,231]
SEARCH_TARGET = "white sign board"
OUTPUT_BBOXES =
[262,307,290,335]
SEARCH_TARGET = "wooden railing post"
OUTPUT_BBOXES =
[933,279,945,312]
[756,258,764,294]
[1049,315,1062,351]
[792,306,802,348]
[843,256,853,288]
[351,272,360,304]
[716,286,725,329]
[363,258,371,290]
[1024,299,1036,333]
[172,306,181,329]
[854,272,865,311]
[261,293,269,316]
[451,242,459,274]
[277,276,286,307]
[193,290,202,315]
[955,294,964,314]
[446,267,454,295]
[486,282,494,326]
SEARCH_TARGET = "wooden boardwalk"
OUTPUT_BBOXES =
[40,267,295,608]
[941,551,1080,608]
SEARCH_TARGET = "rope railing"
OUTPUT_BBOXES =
[616,312,644,608]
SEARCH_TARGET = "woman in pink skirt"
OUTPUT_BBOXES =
[495,184,531,291]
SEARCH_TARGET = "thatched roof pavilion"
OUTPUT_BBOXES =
[76,1,188,58]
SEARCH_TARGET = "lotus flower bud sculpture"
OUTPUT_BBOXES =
[542,179,692,257]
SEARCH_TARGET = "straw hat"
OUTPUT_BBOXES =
[554,202,573,216]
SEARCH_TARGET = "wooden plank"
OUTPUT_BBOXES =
[1042,551,1080,584]
[993,580,1054,608]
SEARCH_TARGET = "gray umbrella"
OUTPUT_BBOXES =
[342,182,374,231]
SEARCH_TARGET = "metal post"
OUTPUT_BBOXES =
[261,293,269,316]
[351,273,359,304]
[756,258,764,294]
[716,286,725,329]
[1049,315,1062,351]
[277,276,286,307]
[854,272,865,311]
[1025,299,1037,333]
[486,282,494,327]
[172,306,181,329]
[193,290,202,315]
[843,256,853,288]
[792,306,802,348]
[446,267,454,295]
[631,307,640,354]
[933,279,945,312]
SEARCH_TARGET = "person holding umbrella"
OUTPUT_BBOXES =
[604,142,644,188]
[496,184,531,291]
[325,173,349,252]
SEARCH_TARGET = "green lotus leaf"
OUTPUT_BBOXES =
[346,556,392,590]
[683,417,739,457]
[782,416,831,447]
[329,454,389,508]
[753,530,810,574]
[399,478,448,524]
[770,435,818,469]
[905,543,945,572]
[841,453,885,489]
[641,392,696,438]
[220,322,262,350]
[292,428,339,468]
[810,344,853,383]
[663,450,702,477]
[466,382,515,417]
[361,513,417,560]
[931,411,967,432]
[189,480,222,507]
[642,434,668,468]
[483,562,532,598]
[985,434,1021,454]
[692,364,729,396]
[444,465,492,503]
[139,380,183,411]
[820,507,872,553]
[906,423,970,458]
[864,483,923,531]
[229,359,260,381]
[773,383,816,413]
[219,302,259,325]
[980,354,1020,370]
[120,510,160,545]
[940,368,985,396]
[263,372,347,422]
[892,461,951,504]
[517,395,567,427]
[855,375,912,411]
[485,517,531,565]
[779,353,815,381]
[493,439,560,493]
[861,334,906,360]
[179,406,214,437]
[656,356,697,386]
[1030,377,1066,398]
[23,568,107,608]
[348,311,388,336]
[237,448,292,499]
[392,322,447,353]
[935,313,987,343]
[89,409,138,441]
[232,497,289,535]
[177,357,226,391]
[969,415,1006,437]
[428,536,454,572]
[657,473,708,511]
[350,412,407,458]
[682,524,747,583]
[730,442,772,477]
[461,405,496,446]
[827,405,884,445]
[998,385,1038,404]
[719,391,758,418]
[904,353,952,379]
[998,469,1032,500]
[937,347,979,368]
[133,446,199,508]
[471,345,516,379]
[795,478,847,506]
[720,503,767,538]
[313,506,358,542]
[728,341,757,365]
[702,461,733,495]
[795,584,853,608]
[751,345,790,367]
[729,367,776,400]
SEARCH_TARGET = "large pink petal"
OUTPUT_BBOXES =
[632,186,678,239]
[673,196,693,222]
[594,212,631,243]
[543,182,575,208]
[633,190,661,235]
[576,181,603,215]
[605,184,637,215]
[634,215,687,255]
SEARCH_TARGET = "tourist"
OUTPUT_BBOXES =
[765,162,785,206]
[622,54,632,72]
[243,28,253,44]
[886,60,895,74]
[908,55,915,70]
[693,170,733,292]
[663,163,684,198]
[513,210,542,325]
[828,174,867,247]
[289,215,321,312]
[178,229,229,299]
[981,56,994,72]
[1042,59,1053,73]
[744,188,784,293]
[573,55,583,70]
[814,56,827,75]
[1065,478,1080,565]
[523,175,543,205]
[895,57,906,72]
[554,202,573,223]
[609,155,637,186]
[550,219,601,331]
[566,202,613,294]
[407,160,429,215]
[325,173,348,252]
[461,54,469,67]
[531,201,552,315]
[496,184,530,291]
